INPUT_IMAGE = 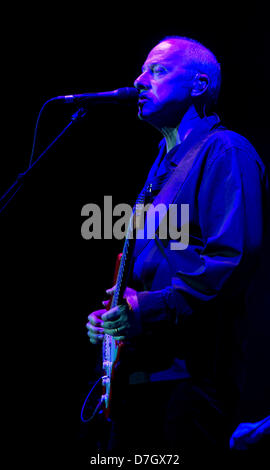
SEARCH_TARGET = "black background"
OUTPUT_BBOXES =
[2,4,269,466]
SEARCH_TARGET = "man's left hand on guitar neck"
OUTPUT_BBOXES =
[86,287,142,343]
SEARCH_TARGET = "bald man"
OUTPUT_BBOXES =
[87,37,267,462]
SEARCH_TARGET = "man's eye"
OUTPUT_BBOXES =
[152,65,167,75]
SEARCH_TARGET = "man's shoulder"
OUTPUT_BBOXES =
[208,127,257,154]
[204,127,265,171]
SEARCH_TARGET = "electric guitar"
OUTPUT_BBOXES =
[102,252,125,419]
[101,191,145,419]
[80,189,146,423]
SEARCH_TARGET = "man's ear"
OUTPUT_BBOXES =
[191,73,210,97]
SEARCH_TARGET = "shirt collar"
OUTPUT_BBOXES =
[158,114,222,167]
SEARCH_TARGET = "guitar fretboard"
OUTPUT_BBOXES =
[102,187,146,409]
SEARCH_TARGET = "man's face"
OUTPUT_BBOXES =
[134,40,196,128]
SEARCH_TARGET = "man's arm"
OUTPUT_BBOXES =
[88,146,266,340]
[134,146,265,329]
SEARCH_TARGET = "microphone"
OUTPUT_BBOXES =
[54,87,138,104]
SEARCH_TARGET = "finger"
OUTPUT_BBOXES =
[106,285,116,296]
[87,329,104,344]
[101,306,120,322]
[103,326,126,339]
[103,319,122,330]
[88,336,103,345]
[86,322,104,334]
[88,309,106,326]
[114,335,126,341]
[87,326,104,342]
[87,328,104,339]
[88,316,103,327]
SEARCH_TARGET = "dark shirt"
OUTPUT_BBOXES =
[129,115,267,394]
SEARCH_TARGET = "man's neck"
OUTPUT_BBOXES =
[161,106,204,152]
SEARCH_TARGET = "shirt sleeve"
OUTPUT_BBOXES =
[135,146,265,327]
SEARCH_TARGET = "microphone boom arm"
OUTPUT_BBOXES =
[0,106,88,214]
[0,86,137,214]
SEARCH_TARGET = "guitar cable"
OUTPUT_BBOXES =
[80,376,106,423]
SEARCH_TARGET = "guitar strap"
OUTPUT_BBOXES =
[134,128,221,258]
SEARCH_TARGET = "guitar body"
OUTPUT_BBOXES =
[102,339,125,420]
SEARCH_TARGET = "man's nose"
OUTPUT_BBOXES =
[134,71,150,91]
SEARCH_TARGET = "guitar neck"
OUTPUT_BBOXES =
[111,235,135,308]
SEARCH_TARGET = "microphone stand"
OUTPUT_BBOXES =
[0,107,88,214]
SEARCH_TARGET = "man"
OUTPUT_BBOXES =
[86,37,267,461]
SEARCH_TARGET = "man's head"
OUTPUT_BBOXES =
[134,36,221,128]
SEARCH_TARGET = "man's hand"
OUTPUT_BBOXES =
[86,308,106,344]
[86,286,141,344]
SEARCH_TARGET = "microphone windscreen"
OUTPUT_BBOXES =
[116,87,139,100]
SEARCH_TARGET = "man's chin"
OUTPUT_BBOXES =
[137,109,154,123]
[137,110,163,130]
